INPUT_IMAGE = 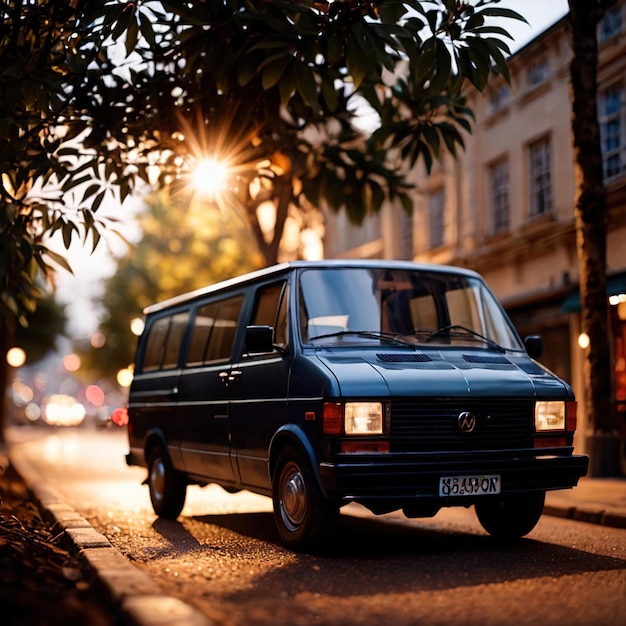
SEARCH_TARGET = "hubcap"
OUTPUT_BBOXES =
[150,458,166,505]
[279,462,307,531]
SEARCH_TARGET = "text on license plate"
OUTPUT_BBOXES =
[439,475,501,497]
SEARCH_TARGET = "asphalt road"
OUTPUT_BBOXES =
[8,425,626,626]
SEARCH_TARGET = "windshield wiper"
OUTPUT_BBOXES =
[400,325,506,352]
[309,330,413,347]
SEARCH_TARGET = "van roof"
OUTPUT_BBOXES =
[143,259,481,315]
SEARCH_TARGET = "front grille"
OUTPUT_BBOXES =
[390,398,534,452]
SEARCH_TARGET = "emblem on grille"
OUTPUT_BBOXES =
[457,411,477,433]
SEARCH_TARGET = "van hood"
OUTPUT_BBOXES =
[315,349,570,398]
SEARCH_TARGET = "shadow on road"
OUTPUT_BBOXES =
[163,508,626,599]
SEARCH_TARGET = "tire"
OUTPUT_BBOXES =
[147,446,187,519]
[272,447,338,550]
[475,491,545,539]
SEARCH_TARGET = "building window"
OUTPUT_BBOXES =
[599,86,625,180]
[399,209,413,259]
[429,190,445,249]
[489,159,509,233]
[600,7,622,42]
[529,138,552,217]
[489,84,510,114]
[527,59,549,88]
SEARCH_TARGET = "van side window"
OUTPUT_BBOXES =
[187,295,244,365]
[162,313,189,369]
[142,312,189,372]
[251,282,288,347]
[187,303,216,365]
[143,317,169,372]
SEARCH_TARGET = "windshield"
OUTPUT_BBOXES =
[298,267,523,351]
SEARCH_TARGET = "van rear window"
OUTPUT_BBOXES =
[142,312,189,372]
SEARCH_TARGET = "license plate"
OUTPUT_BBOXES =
[439,474,501,497]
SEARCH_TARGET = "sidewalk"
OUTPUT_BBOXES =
[2,447,212,626]
[544,476,626,529]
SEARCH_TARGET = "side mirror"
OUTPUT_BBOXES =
[524,335,543,360]
[245,325,274,354]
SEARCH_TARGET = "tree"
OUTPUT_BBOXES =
[77,190,263,381]
[0,291,66,425]
[1,0,523,439]
[567,0,620,476]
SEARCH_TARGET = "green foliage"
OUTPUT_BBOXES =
[1,0,524,323]
[77,191,263,380]
[16,294,67,365]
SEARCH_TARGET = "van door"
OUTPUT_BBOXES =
[229,280,291,490]
[177,294,244,483]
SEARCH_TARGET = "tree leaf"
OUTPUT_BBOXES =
[294,63,318,110]
[125,16,140,55]
[262,55,292,90]
[346,30,371,90]
[44,249,73,274]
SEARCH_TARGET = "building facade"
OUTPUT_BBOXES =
[324,4,626,466]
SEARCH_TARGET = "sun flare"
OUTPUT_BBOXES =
[193,158,230,197]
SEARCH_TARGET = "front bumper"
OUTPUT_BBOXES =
[319,447,589,504]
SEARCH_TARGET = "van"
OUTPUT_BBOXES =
[125,260,588,549]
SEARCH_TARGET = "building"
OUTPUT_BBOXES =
[324,3,626,466]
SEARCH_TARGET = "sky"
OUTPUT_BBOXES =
[499,0,569,52]
[53,0,572,339]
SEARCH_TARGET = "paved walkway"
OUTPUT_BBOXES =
[544,476,626,529]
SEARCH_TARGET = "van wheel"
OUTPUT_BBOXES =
[147,446,187,519]
[475,491,545,539]
[272,447,338,550]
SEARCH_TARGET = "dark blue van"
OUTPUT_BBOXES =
[125,260,588,549]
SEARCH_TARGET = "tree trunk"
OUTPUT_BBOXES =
[568,0,620,475]
[0,316,16,444]
[245,176,293,267]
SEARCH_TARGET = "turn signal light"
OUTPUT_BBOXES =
[566,401,577,431]
[341,441,390,454]
[323,403,343,435]
[534,437,567,449]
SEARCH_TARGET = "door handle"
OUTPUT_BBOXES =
[219,370,242,384]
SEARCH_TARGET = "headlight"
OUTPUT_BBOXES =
[535,401,566,432]
[345,402,384,435]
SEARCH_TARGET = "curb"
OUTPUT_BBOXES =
[10,454,213,626]
[543,502,626,529]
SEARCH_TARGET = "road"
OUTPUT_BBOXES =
[8,426,626,626]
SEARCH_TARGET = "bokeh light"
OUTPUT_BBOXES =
[117,366,134,388]
[130,317,145,336]
[85,384,105,407]
[6,347,26,368]
[63,353,81,372]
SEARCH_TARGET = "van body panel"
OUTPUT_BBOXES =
[371,352,540,397]
[229,356,291,489]
[176,363,235,482]
[127,369,184,470]
[314,354,391,397]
